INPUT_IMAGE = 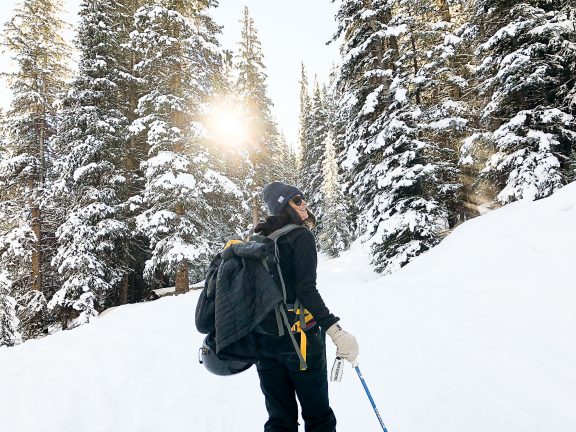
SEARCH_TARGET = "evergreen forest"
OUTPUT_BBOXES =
[1,0,575,346]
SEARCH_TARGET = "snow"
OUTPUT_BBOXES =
[2,182,576,431]
[360,85,384,116]
[394,87,407,103]
[425,117,468,131]
[529,19,576,37]
[478,20,530,53]
[152,287,176,296]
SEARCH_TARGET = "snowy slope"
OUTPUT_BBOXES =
[1,183,576,432]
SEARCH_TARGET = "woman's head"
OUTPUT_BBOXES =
[262,181,316,226]
[255,182,316,235]
[262,181,316,228]
[262,181,305,216]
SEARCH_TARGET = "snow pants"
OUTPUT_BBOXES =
[256,329,337,432]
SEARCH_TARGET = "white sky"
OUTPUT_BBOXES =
[0,0,340,147]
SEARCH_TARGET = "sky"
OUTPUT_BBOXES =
[0,0,341,148]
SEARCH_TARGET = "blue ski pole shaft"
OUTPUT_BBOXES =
[355,365,389,432]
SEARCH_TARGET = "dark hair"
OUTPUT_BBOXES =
[254,204,317,236]
[281,203,319,231]
[283,204,304,225]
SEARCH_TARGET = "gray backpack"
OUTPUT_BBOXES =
[196,224,309,373]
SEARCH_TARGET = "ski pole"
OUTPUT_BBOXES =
[354,365,389,432]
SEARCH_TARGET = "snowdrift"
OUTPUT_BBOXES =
[1,183,575,432]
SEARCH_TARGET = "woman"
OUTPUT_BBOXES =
[254,181,359,432]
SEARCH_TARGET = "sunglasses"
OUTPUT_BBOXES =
[291,195,305,206]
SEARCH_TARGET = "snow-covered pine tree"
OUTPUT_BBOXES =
[50,0,130,329]
[112,0,151,305]
[324,66,358,240]
[318,130,351,257]
[0,271,22,347]
[469,0,576,204]
[202,50,253,235]
[267,129,297,188]
[297,63,311,182]
[336,0,451,273]
[408,0,475,225]
[560,2,576,183]
[235,6,283,224]
[300,81,328,225]
[131,0,239,292]
[0,0,70,336]
[117,0,147,187]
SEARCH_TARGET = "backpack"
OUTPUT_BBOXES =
[196,224,313,374]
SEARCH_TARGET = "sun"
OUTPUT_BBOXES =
[205,99,250,146]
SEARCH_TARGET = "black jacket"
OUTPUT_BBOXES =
[256,215,340,331]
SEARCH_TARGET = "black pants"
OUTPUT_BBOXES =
[256,329,337,432]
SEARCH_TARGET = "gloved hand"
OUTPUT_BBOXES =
[326,323,359,366]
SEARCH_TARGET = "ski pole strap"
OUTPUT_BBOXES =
[355,366,389,432]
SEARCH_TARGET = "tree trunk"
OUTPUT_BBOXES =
[252,194,259,227]
[31,203,42,292]
[175,261,189,295]
[31,70,47,293]
[436,0,451,22]
[170,24,189,294]
[411,33,421,104]
[385,8,400,70]
[366,0,385,88]
[119,274,129,305]
[174,201,189,293]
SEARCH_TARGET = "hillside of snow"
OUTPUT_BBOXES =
[1,183,576,432]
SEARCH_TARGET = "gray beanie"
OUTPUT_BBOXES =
[262,181,304,215]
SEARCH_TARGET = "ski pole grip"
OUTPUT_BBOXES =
[330,357,344,382]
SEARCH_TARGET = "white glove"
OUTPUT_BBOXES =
[326,323,359,366]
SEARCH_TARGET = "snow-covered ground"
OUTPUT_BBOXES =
[1,183,576,432]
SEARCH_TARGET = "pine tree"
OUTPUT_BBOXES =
[297,62,311,181]
[203,49,253,235]
[131,0,236,292]
[469,0,576,204]
[413,0,473,224]
[113,0,150,305]
[0,271,22,347]
[235,6,281,224]
[335,0,452,273]
[275,132,298,186]
[49,0,130,328]
[562,4,576,181]
[300,81,328,223]
[0,0,70,336]
[318,131,351,257]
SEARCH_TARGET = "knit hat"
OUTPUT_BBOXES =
[262,181,304,215]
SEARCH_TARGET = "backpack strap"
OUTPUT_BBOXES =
[267,224,303,303]
[267,223,303,242]
[267,224,308,370]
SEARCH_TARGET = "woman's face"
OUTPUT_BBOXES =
[288,195,308,221]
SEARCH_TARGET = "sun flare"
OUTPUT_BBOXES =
[205,100,250,146]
